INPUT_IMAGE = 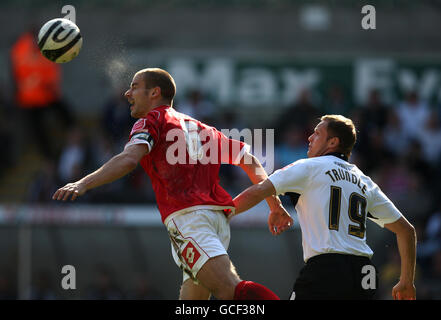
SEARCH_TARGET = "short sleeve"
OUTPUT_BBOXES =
[125,114,160,152]
[367,184,402,228]
[268,159,310,196]
[218,131,251,165]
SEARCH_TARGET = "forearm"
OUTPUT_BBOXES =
[234,183,267,214]
[79,153,138,191]
[396,227,417,283]
[239,155,281,210]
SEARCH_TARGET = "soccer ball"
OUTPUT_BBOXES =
[38,18,82,63]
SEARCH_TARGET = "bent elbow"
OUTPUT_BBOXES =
[238,152,258,167]
[400,222,417,244]
[409,224,417,241]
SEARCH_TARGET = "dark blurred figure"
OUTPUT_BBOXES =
[394,171,432,222]
[275,126,308,168]
[371,158,411,204]
[101,86,133,151]
[27,159,59,202]
[356,89,390,159]
[216,111,249,194]
[383,109,410,157]
[0,267,17,300]
[178,89,216,125]
[0,83,16,177]
[29,269,57,300]
[417,110,441,166]
[130,274,163,300]
[359,126,394,174]
[361,89,390,130]
[418,202,441,265]
[215,110,246,131]
[419,250,441,299]
[396,90,430,141]
[274,88,321,144]
[402,115,441,206]
[378,246,424,300]
[10,25,74,160]
[324,85,349,116]
[86,265,125,300]
[87,128,114,170]
[403,139,433,184]
[58,127,86,184]
[377,248,401,300]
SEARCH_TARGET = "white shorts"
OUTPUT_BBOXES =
[165,209,231,284]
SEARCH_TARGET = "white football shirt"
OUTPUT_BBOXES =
[268,154,402,262]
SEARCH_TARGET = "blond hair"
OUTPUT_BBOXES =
[321,114,357,157]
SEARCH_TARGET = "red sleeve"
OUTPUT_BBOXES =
[218,131,251,164]
[125,111,161,151]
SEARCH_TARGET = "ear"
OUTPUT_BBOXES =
[329,136,340,147]
[151,87,161,98]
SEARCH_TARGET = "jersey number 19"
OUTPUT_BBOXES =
[328,186,367,239]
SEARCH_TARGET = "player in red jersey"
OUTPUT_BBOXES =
[53,68,293,300]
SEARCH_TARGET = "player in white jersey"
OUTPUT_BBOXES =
[232,115,417,300]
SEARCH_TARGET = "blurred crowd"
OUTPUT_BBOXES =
[3,83,441,299]
[0,265,163,300]
[1,29,441,300]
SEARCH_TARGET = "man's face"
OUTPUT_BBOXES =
[307,121,335,158]
[124,73,153,118]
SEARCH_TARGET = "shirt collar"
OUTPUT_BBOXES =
[151,104,171,111]
[324,152,349,162]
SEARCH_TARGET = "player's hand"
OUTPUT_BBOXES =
[392,280,416,300]
[268,206,293,236]
[52,181,87,202]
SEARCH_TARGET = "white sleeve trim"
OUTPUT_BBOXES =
[125,132,154,152]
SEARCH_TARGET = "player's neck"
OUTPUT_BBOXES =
[150,101,171,111]
[323,151,349,161]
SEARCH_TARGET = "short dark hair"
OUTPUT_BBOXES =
[321,114,357,157]
[137,68,176,103]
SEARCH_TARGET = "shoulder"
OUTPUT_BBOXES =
[294,156,332,169]
[130,109,164,132]
[162,107,201,127]
[149,105,173,121]
[131,118,148,133]
[129,111,164,137]
[351,165,380,195]
[142,107,172,129]
[351,164,374,183]
[277,157,314,173]
[285,156,355,174]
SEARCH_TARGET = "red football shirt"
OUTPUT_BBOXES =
[125,105,249,223]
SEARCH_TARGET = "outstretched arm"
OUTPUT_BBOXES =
[235,152,293,235]
[233,179,277,214]
[52,144,149,201]
[237,152,283,212]
[384,216,417,300]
